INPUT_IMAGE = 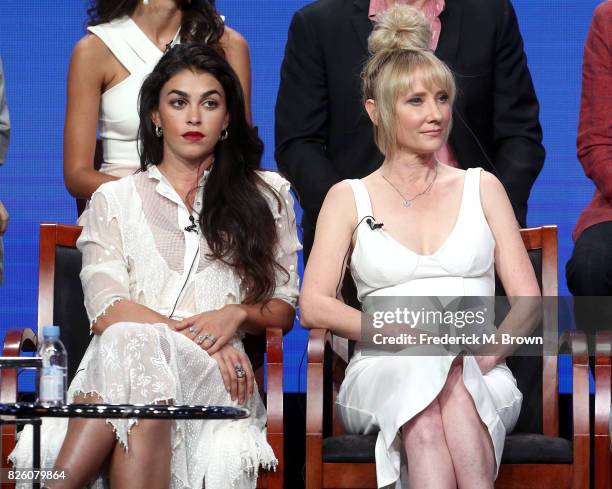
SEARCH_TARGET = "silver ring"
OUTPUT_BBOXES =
[203,333,217,345]
[189,326,196,334]
[234,364,246,379]
[197,335,205,345]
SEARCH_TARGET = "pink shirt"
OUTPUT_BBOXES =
[368,0,457,167]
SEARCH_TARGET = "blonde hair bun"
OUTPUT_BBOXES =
[368,4,431,55]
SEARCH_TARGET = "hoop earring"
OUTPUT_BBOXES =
[219,128,229,141]
[155,126,163,138]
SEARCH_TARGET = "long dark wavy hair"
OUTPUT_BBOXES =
[138,44,287,305]
[86,0,224,47]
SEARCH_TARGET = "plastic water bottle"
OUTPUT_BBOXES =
[37,325,68,406]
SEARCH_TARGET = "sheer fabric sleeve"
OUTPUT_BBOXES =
[270,179,302,309]
[77,189,130,329]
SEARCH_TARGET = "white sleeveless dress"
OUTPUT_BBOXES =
[87,16,180,177]
[337,168,523,488]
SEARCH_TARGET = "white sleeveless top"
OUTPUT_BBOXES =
[88,17,180,177]
[348,167,496,305]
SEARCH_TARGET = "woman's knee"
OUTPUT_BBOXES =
[98,323,172,374]
[130,419,172,438]
[403,401,445,444]
[440,362,474,407]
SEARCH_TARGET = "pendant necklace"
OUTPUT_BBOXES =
[381,161,439,208]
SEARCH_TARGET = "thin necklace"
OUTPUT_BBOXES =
[382,161,438,208]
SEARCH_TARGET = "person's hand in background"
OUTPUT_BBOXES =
[0,200,8,235]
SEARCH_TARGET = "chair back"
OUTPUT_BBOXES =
[328,225,559,438]
[38,224,90,382]
[37,224,268,395]
[507,226,559,436]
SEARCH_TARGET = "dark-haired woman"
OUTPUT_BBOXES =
[64,0,252,201]
[10,44,299,489]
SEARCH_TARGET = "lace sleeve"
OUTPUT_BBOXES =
[77,190,130,329]
[271,182,302,309]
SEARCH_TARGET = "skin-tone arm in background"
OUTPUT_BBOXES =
[63,34,118,200]
[220,26,252,125]
[0,55,9,235]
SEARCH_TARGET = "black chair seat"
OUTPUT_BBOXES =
[323,435,377,463]
[501,433,572,464]
[322,433,572,464]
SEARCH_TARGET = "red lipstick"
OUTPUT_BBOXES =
[182,131,204,141]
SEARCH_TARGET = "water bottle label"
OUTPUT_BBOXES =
[40,366,66,402]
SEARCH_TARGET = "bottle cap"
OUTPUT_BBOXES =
[42,325,60,338]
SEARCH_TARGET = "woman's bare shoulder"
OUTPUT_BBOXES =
[69,33,118,85]
[71,33,114,66]
[325,180,356,207]
[479,169,509,205]
[220,25,249,50]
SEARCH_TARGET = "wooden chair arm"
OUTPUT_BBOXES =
[1,328,38,402]
[560,330,590,489]
[262,328,284,489]
[305,328,332,489]
[306,329,332,437]
[1,327,37,474]
[265,327,283,435]
[595,332,612,437]
[595,331,612,489]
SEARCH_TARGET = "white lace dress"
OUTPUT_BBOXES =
[9,166,302,489]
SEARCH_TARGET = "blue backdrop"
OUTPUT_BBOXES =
[0,0,604,392]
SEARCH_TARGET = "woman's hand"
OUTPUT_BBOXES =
[175,305,247,355]
[0,200,8,235]
[474,355,498,375]
[210,343,254,404]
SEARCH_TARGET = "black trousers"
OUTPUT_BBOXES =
[567,221,612,296]
[566,221,612,358]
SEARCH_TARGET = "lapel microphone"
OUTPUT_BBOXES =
[366,217,384,230]
[184,215,198,233]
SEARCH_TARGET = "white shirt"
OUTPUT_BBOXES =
[77,166,302,328]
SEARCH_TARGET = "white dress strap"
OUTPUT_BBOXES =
[346,179,374,223]
[87,16,166,74]
[463,167,485,216]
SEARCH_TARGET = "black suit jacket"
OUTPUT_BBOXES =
[275,0,545,257]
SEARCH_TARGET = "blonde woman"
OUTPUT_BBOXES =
[300,6,540,489]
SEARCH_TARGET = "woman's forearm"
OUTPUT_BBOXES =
[64,166,118,200]
[92,300,179,335]
[300,294,363,340]
[232,299,296,335]
[477,295,542,363]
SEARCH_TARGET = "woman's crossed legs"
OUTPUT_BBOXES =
[401,359,495,489]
